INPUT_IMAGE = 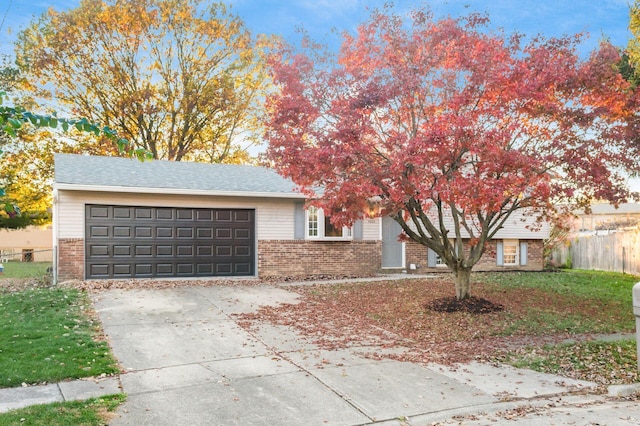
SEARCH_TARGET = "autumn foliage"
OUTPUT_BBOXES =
[16,0,271,162]
[264,7,640,299]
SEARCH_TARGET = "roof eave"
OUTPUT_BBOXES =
[53,183,307,199]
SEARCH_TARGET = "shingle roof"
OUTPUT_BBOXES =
[54,153,303,197]
[575,203,640,215]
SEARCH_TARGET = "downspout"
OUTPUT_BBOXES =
[52,186,58,285]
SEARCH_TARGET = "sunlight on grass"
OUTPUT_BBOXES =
[0,394,126,426]
[0,288,119,387]
[0,262,51,279]
[475,270,639,302]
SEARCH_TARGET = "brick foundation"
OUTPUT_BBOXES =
[258,240,382,277]
[56,237,543,281]
[405,239,544,273]
[57,238,85,281]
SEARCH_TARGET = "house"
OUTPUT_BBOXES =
[53,154,549,282]
[0,225,53,262]
[570,203,640,233]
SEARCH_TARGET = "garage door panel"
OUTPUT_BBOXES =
[86,205,254,279]
[135,208,153,219]
[89,226,109,238]
[90,245,109,257]
[235,263,252,274]
[113,207,131,219]
[235,246,251,256]
[113,226,131,238]
[196,228,212,238]
[113,245,131,257]
[235,228,251,239]
[234,211,251,222]
[216,263,232,274]
[156,209,173,220]
[135,264,152,275]
[197,246,213,256]
[197,210,212,221]
[89,264,109,276]
[156,264,174,275]
[176,227,193,238]
[156,227,173,238]
[216,228,232,239]
[136,246,153,256]
[177,209,193,220]
[176,246,193,256]
[135,227,153,238]
[90,206,110,218]
[157,245,173,256]
[113,264,132,275]
[176,264,194,275]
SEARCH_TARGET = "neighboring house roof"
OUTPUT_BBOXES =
[53,153,305,199]
[574,203,640,215]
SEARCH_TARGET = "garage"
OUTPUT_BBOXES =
[85,204,255,279]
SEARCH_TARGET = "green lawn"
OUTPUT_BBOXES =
[0,288,120,388]
[474,269,638,302]
[0,262,51,279]
[474,270,639,384]
[0,394,126,426]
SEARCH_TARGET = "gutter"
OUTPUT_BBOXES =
[52,183,308,200]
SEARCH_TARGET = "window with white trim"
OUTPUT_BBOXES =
[306,206,352,240]
[502,240,519,266]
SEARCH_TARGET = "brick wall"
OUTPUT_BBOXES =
[57,238,85,281]
[405,239,544,273]
[258,240,382,277]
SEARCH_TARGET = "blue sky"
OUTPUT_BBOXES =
[1,0,639,191]
[0,0,633,56]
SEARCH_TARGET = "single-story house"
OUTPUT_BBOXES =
[570,203,640,232]
[0,225,53,262]
[53,154,549,282]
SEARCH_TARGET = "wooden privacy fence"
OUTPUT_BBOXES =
[551,228,640,276]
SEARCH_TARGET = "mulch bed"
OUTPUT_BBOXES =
[426,296,504,313]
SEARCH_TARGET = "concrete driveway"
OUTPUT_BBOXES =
[91,283,632,426]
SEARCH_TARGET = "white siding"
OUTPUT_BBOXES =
[56,190,296,240]
[394,207,549,240]
[362,218,381,240]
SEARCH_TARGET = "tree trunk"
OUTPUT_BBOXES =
[454,268,472,300]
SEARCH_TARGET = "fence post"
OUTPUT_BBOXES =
[634,283,640,371]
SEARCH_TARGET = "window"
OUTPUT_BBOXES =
[502,240,518,266]
[497,240,527,267]
[306,206,352,240]
[428,241,458,268]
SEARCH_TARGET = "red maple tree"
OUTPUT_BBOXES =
[264,7,640,300]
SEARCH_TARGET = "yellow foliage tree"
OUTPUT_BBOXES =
[16,0,271,162]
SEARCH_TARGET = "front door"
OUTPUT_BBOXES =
[381,216,404,268]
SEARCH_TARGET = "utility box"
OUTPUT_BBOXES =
[634,283,640,371]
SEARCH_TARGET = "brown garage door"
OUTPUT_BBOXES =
[85,205,254,279]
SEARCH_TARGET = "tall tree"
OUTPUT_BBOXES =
[265,7,640,300]
[16,0,270,162]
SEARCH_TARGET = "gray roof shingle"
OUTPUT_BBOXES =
[54,153,303,197]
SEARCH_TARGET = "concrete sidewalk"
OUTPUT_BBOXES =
[0,376,121,413]
[2,281,639,425]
